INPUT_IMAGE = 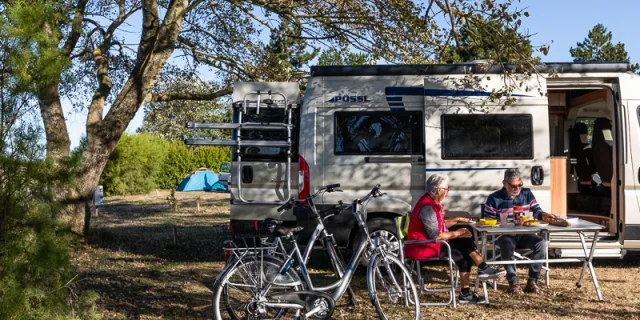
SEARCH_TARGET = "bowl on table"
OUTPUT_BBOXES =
[479,218,498,226]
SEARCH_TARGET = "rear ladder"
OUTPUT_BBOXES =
[185,90,294,205]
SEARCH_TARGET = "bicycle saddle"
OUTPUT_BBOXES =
[272,226,304,237]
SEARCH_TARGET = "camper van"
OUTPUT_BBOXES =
[186,62,640,258]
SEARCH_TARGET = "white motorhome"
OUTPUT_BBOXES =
[187,62,640,258]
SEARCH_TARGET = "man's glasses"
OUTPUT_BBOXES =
[506,181,524,189]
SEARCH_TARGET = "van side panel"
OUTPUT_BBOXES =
[317,76,426,214]
[423,74,550,216]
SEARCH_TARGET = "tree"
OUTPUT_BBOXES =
[1,0,542,235]
[570,24,639,72]
[439,17,536,63]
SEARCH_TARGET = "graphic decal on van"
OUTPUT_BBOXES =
[383,86,529,108]
[426,167,508,172]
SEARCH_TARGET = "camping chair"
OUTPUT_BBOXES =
[396,216,490,307]
[479,204,549,290]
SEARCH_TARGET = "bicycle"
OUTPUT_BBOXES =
[212,184,420,320]
[214,184,358,319]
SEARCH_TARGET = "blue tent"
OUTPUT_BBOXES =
[176,168,229,192]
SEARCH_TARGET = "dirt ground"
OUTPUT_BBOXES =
[74,190,640,319]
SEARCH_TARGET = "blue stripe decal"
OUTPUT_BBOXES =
[426,167,508,172]
[390,108,406,111]
[388,102,404,106]
[386,97,403,101]
[346,266,355,272]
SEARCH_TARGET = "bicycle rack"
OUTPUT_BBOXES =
[185,90,295,205]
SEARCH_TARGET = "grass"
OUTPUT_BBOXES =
[73,190,640,319]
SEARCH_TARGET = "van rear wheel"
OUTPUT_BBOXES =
[358,218,401,266]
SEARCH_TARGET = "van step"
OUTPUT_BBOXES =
[184,139,291,147]
[552,248,625,259]
[186,122,292,130]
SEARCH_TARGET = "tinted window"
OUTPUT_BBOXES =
[335,111,423,155]
[575,118,596,145]
[441,114,533,159]
[234,108,299,162]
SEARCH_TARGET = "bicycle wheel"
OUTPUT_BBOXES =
[367,253,420,320]
[213,255,303,320]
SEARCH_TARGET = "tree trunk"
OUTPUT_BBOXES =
[38,84,71,160]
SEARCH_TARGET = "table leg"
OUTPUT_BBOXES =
[544,232,550,288]
[474,233,487,294]
[577,231,603,301]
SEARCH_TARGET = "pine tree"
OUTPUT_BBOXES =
[570,24,639,72]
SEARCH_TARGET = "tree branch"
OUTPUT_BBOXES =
[62,0,89,57]
[149,87,232,102]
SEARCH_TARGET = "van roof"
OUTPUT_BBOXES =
[310,62,632,77]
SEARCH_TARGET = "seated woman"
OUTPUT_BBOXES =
[404,173,506,304]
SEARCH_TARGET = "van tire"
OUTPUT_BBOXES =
[357,217,401,267]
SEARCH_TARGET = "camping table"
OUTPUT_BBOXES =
[470,220,604,302]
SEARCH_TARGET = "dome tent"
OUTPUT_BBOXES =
[176,168,228,192]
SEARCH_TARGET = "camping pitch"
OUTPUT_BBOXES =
[176,168,229,192]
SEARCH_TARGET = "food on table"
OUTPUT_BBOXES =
[479,218,497,225]
[543,215,571,227]
[523,220,540,226]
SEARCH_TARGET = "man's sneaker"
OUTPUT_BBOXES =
[477,266,507,279]
[458,292,486,304]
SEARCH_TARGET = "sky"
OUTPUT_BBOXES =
[63,0,640,149]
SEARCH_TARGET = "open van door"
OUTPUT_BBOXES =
[422,74,551,217]
[620,73,640,248]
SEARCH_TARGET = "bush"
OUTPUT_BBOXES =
[100,133,231,193]
[0,132,99,320]
[100,133,168,196]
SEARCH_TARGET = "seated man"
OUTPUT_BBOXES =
[484,168,558,295]
[405,173,505,304]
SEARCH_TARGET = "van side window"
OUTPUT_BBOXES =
[335,111,423,155]
[441,114,533,159]
[235,108,299,162]
[575,118,596,145]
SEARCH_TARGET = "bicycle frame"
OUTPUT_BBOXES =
[256,188,380,305]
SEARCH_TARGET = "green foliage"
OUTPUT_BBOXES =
[100,133,168,196]
[1,0,70,93]
[100,133,231,194]
[570,24,639,72]
[317,47,375,66]
[439,17,536,63]
[0,107,98,320]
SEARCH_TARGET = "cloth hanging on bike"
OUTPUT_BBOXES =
[404,194,446,260]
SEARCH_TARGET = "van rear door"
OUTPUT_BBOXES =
[230,82,300,206]
[423,75,551,217]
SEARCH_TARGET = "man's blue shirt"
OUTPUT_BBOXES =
[484,188,544,221]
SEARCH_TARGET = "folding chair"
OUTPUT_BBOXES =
[396,217,490,307]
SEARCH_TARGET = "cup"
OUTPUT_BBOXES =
[524,211,533,222]
[499,212,509,225]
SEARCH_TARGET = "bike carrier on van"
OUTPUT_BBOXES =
[185,90,295,205]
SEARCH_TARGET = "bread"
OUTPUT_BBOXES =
[523,220,540,226]
[543,215,571,227]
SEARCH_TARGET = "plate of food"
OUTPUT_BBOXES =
[522,220,548,227]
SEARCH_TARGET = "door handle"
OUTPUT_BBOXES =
[531,166,544,185]
[242,166,253,183]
